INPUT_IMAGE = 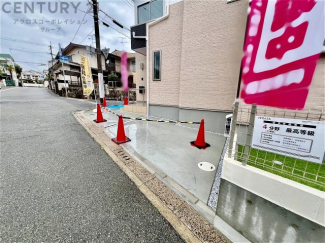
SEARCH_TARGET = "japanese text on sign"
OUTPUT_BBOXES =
[252,116,324,164]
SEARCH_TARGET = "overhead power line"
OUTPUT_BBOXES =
[123,0,133,10]
[62,0,130,42]
[100,20,130,39]
[79,29,95,44]
[14,61,48,65]
[71,7,88,43]
[99,9,130,31]
[0,37,55,47]
[9,48,50,54]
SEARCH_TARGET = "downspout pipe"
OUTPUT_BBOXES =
[146,1,170,116]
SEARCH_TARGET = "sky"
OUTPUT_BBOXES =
[0,0,135,71]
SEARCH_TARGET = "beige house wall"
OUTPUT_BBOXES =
[179,0,248,111]
[148,1,184,107]
[136,53,147,102]
[305,57,325,110]
[148,0,248,110]
[147,0,324,114]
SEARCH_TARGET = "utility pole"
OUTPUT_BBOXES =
[118,37,126,50]
[88,35,96,47]
[49,42,54,91]
[92,0,105,104]
[59,43,68,98]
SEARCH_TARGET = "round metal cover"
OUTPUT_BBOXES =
[198,162,216,172]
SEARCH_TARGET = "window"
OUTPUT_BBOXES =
[138,3,150,24]
[153,51,161,80]
[138,0,164,24]
[130,59,136,72]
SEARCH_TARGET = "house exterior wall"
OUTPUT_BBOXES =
[305,57,325,110]
[146,0,324,127]
[0,57,18,85]
[115,59,121,73]
[136,53,147,102]
[65,47,106,70]
[148,0,247,111]
[21,72,44,80]
[149,0,184,107]
[178,0,248,111]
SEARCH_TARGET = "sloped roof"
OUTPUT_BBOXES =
[111,50,135,59]
[56,42,107,59]
[0,54,14,61]
[61,43,86,55]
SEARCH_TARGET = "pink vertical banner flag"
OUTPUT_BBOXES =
[121,51,129,92]
[240,0,324,110]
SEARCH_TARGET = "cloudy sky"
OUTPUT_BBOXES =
[0,0,134,71]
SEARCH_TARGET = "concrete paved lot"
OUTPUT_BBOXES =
[86,106,226,204]
[0,87,184,242]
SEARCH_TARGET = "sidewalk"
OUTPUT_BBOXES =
[86,107,226,205]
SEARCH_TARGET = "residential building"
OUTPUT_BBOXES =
[48,43,106,94]
[106,50,136,88]
[0,53,18,86]
[130,1,325,242]
[48,43,136,96]
[21,70,46,82]
[130,0,325,133]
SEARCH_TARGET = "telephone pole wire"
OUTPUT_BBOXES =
[92,0,105,104]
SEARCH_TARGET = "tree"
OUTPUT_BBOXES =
[5,65,14,80]
[45,73,52,81]
[107,72,120,82]
[14,64,22,79]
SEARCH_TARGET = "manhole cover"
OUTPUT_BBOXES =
[198,162,216,172]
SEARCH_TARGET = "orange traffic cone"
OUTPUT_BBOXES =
[190,119,210,149]
[94,104,107,123]
[103,98,107,108]
[124,97,129,105]
[112,115,131,145]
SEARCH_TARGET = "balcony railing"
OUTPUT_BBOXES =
[106,63,121,73]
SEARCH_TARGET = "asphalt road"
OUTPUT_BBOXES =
[0,87,184,242]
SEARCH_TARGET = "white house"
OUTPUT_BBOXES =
[0,53,18,86]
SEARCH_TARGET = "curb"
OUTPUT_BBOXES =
[73,110,230,243]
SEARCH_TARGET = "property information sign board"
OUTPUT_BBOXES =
[252,116,325,164]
